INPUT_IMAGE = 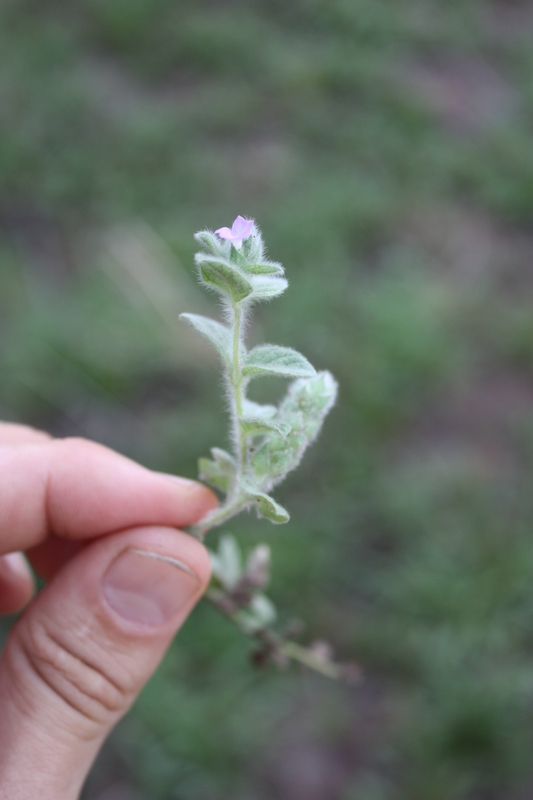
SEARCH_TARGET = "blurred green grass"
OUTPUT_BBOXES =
[2,0,533,798]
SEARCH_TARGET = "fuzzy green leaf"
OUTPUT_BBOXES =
[211,447,236,468]
[198,447,236,492]
[242,399,277,420]
[196,253,253,303]
[249,274,288,300]
[247,443,270,480]
[180,313,232,370]
[242,231,264,262]
[250,371,338,491]
[244,260,284,276]
[194,230,222,256]
[240,479,290,524]
[255,494,290,524]
[229,245,247,267]
[243,345,316,380]
[240,416,291,438]
[249,444,293,483]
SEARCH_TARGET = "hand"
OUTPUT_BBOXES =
[0,423,217,800]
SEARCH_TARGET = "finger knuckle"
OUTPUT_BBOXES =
[12,616,134,729]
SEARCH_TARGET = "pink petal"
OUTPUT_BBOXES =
[231,216,254,239]
[215,226,234,240]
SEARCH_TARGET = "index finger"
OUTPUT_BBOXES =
[0,437,217,555]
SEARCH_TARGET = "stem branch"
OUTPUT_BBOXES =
[190,495,247,538]
[205,590,350,681]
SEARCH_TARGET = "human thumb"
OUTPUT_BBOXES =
[0,525,210,800]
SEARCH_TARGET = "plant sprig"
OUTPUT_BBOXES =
[181,216,355,680]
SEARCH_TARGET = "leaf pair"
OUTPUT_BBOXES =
[195,253,288,305]
[180,313,316,382]
[198,446,290,525]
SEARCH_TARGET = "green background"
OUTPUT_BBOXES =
[2,1,533,798]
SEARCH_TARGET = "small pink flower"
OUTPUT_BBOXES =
[215,215,254,248]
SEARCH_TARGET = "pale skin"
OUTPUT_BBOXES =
[0,422,217,800]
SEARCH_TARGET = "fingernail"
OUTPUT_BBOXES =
[103,548,202,626]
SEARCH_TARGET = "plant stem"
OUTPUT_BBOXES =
[232,303,242,414]
[190,301,251,539]
[279,641,344,680]
[191,495,247,537]
[231,302,248,473]
[205,589,348,680]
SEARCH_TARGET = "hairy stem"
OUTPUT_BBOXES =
[231,302,248,473]
[191,496,247,538]
[190,301,251,539]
